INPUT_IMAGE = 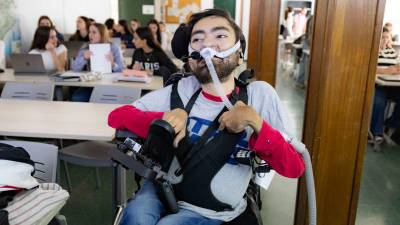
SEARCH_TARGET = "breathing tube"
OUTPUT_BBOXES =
[188,42,317,225]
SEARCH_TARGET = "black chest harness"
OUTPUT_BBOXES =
[169,78,249,211]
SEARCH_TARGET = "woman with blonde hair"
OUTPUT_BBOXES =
[71,23,124,101]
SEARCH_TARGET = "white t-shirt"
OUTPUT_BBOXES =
[29,44,67,71]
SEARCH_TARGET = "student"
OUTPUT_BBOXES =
[370,28,400,143]
[147,19,165,49]
[283,7,294,39]
[29,26,67,72]
[105,18,116,38]
[114,20,134,49]
[69,16,90,42]
[159,21,171,51]
[71,23,124,102]
[130,19,141,33]
[109,9,304,225]
[125,27,178,83]
[37,15,64,42]
[293,8,308,37]
[384,22,398,42]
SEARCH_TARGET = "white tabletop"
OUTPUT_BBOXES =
[0,69,163,90]
[0,99,120,141]
[376,74,400,87]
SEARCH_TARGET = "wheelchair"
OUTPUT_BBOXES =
[109,119,265,225]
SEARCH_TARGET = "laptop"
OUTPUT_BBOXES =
[10,54,56,75]
[64,41,85,59]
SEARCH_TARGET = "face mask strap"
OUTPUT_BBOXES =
[187,40,241,60]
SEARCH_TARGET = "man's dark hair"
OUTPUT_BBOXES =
[186,9,241,42]
[171,9,246,60]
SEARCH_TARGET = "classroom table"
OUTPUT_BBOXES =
[0,69,163,91]
[376,74,400,87]
[0,99,126,211]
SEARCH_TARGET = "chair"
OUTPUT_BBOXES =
[0,140,58,182]
[0,140,68,225]
[89,85,141,104]
[0,82,54,101]
[59,86,141,191]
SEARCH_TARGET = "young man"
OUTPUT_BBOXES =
[108,9,305,225]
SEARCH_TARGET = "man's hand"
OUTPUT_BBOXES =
[163,108,188,147]
[218,101,263,134]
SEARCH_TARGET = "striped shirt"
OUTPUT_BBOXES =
[5,183,69,225]
[378,47,398,66]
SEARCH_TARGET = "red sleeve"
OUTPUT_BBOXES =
[108,105,164,138]
[249,121,305,178]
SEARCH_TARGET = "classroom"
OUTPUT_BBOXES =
[0,0,399,225]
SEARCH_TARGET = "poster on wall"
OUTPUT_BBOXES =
[0,0,21,67]
[165,0,201,24]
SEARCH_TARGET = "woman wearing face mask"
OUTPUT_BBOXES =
[37,15,64,42]
[69,16,90,42]
[124,27,177,83]
[71,23,124,102]
[29,26,67,72]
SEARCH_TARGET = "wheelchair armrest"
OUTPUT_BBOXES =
[116,130,139,139]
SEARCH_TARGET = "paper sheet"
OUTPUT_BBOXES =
[89,43,112,73]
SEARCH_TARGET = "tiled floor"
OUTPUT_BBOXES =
[355,145,400,225]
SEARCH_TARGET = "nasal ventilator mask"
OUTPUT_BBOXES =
[188,40,317,225]
[188,41,241,110]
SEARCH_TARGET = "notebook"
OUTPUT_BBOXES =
[114,73,152,83]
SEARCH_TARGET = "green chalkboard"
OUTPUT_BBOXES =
[119,0,154,25]
[214,0,236,19]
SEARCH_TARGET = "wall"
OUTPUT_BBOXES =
[214,0,235,18]
[13,0,118,52]
[383,0,400,35]
[119,0,154,25]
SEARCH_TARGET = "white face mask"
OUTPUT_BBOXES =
[188,41,241,110]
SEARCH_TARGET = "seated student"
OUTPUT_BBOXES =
[114,20,134,49]
[105,18,116,38]
[109,9,304,225]
[69,16,90,42]
[29,26,67,72]
[159,21,172,51]
[370,28,400,143]
[124,27,177,83]
[130,19,141,33]
[37,15,64,42]
[71,23,124,102]
[148,19,168,50]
